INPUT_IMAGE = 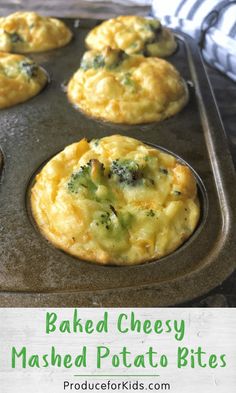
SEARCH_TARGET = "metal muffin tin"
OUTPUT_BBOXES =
[0,18,235,307]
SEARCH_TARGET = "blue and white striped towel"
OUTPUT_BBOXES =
[152,0,236,81]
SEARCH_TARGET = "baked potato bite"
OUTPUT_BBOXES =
[31,135,200,265]
[0,52,47,109]
[85,16,177,58]
[0,11,72,53]
[67,47,188,124]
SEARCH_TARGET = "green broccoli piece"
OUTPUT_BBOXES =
[68,160,102,194]
[92,208,133,253]
[20,61,38,79]
[110,159,142,186]
[93,55,106,69]
[81,54,105,71]
[94,211,112,230]
[68,162,93,194]
[6,31,24,44]
[81,49,128,71]
[94,209,133,231]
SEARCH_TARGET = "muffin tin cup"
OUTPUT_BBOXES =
[0,19,236,307]
[26,141,207,267]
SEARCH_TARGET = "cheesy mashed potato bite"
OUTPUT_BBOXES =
[31,135,200,265]
[67,48,188,124]
[0,11,72,53]
[0,52,47,109]
[86,15,177,58]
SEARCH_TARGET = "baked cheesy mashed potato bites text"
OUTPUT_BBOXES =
[31,135,200,265]
[0,52,47,109]
[0,11,72,53]
[86,15,177,58]
[67,48,188,124]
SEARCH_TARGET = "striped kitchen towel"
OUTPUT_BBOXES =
[152,0,236,81]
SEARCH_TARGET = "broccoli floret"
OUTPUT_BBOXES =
[80,49,128,71]
[94,211,112,230]
[94,209,133,231]
[20,61,38,79]
[6,31,24,44]
[68,161,93,194]
[92,207,133,248]
[81,54,105,71]
[110,159,142,186]
[67,159,105,195]
[145,19,162,33]
[93,55,106,69]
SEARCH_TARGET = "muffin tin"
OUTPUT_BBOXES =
[0,18,235,307]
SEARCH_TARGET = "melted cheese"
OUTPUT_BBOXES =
[31,135,200,265]
[67,48,188,124]
[0,52,47,109]
[0,12,72,53]
[86,15,177,58]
